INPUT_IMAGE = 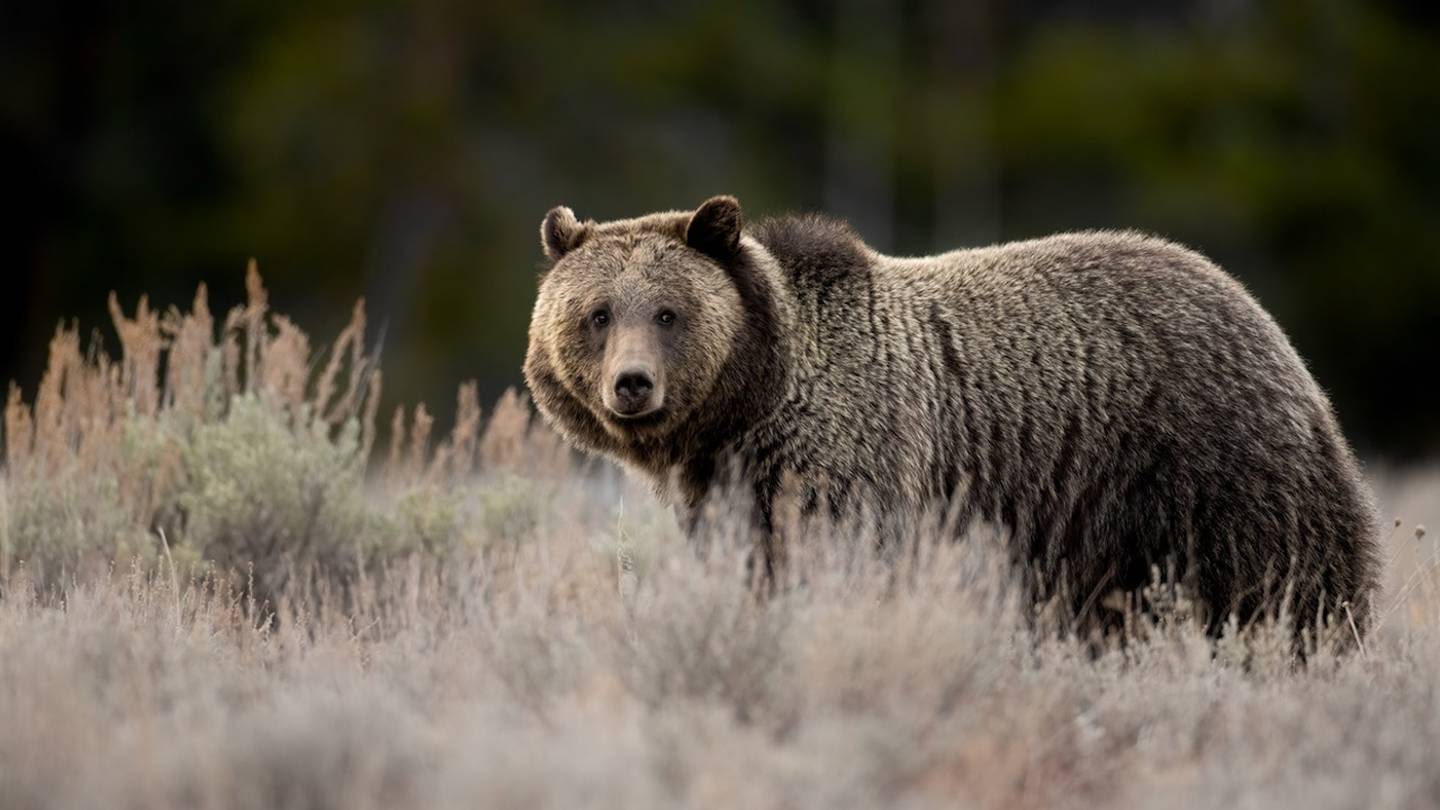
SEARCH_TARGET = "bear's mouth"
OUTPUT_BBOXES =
[605,407,668,430]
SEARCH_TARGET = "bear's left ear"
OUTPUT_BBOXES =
[685,195,743,263]
[541,206,589,262]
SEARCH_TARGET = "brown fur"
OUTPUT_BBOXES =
[524,196,1381,637]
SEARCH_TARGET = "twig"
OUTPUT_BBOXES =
[1343,602,1368,661]
[157,528,182,633]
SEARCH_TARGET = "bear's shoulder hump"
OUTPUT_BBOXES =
[749,214,871,286]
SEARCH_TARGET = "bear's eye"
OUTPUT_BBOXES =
[656,310,676,326]
[590,309,610,328]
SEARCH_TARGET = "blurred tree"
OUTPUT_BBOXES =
[2,0,1436,457]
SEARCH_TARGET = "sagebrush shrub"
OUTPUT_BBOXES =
[0,265,570,598]
[178,395,376,595]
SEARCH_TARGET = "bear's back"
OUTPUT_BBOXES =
[750,224,1378,633]
[935,232,1375,631]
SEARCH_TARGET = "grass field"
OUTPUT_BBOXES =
[1,273,1436,809]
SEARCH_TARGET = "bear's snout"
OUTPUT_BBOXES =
[609,367,661,417]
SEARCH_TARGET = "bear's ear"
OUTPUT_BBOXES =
[685,195,743,263]
[540,206,589,262]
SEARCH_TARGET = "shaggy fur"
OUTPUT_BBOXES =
[524,196,1381,635]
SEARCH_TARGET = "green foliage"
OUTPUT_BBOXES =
[391,485,468,556]
[176,395,377,585]
[1,464,145,581]
[0,411,184,582]
[473,473,547,548]
[378,474,553,558]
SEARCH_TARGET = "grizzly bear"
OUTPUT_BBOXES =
[523,195,1380,637]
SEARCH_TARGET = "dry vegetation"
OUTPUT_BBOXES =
[1,268,1437,810]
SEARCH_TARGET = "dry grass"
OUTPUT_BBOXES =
[0,273,1437,809]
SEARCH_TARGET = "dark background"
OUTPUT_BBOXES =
[3,0,1438,459]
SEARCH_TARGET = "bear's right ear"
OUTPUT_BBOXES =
[540,206,589,262]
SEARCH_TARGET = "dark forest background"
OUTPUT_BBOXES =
[3,0,1438,459]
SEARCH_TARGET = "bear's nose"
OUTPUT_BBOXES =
[612,370,655,414]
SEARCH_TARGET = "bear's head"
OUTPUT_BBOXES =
[524,196,781,465]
